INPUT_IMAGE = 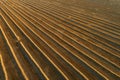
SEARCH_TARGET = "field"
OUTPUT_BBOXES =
[0,0,120,80]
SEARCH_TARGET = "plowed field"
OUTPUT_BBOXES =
[0,0,120,80]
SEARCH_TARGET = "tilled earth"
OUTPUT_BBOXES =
[0,0,120,80]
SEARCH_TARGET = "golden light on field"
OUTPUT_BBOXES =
[0,0,120,80]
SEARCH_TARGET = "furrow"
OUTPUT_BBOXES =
[1,6,46,80]
[1,3,66,80]
[14,1,120,52]
[2,3,85,80]
[6,1,120,79]
[20,0,120,32]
